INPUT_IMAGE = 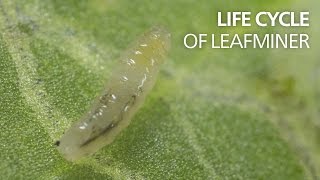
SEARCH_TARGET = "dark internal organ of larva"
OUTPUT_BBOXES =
[56,26,171,161]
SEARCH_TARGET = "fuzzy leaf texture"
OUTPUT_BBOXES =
[0,0,319,179]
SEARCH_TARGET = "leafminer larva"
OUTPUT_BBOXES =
[56,26,171,161]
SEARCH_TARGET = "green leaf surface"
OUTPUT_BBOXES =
[0,0,319,179]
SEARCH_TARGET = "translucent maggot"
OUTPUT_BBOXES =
[56,26,171,161]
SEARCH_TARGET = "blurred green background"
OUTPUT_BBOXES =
[0,0,319,179]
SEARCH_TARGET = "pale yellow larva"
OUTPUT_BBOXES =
[56,26,171,161]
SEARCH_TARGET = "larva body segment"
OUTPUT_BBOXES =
[56,26,171,161]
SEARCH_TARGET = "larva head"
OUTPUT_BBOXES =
[148,25,171,52]
[135,26,171,66]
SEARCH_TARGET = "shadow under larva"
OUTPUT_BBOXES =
[56,26,171,161]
